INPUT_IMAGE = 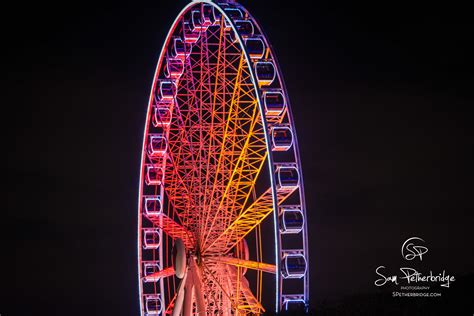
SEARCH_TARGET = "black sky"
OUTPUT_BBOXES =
[3,0,474,314]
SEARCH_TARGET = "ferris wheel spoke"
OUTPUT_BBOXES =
[148,213,195,250]
[201,54,266,248]
[167,29,212,232]
[201,111,267,250]
[164,147,196,226]
[203,184,297,255]
[195,26,217,244]
[200,21,226,244]
[164,294,177,315]
[168,100,200,198]
[166,105,207,231]
[207,256,276,274]
[142,266,176,283]
[175,27,246,240]
[200,54,267,247]
[166,85,203,220]
[200,51,246,244]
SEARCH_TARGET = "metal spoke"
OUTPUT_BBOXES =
[149,213,195,250]
[203,185,297,255]
[208,256,276,274]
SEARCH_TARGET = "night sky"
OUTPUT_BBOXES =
[3,0,473,315]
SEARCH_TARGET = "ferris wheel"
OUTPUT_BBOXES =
[137,0,309,314]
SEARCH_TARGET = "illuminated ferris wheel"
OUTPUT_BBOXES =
[137,0,309,314]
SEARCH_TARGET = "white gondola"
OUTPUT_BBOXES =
[191,10,206,32]
[282,295,306,311]
[145,165,164,185]
[144,196,162,217]
[143,229,161,249]
[255,61,276,86]
[183,22,200,43]
[152,107,172,127]
[171,37,187,59]
[148,135,167,157]
[263,90,286,116]
[157,80,176,101]
[202,4,215,26]
[234,20,254,37]
[145,295,163,314]
[210,3,223,24]
[143,262,161,283]
[279,207,304,234]
[164,58,184,79]
[224,7,243,20]
[223,8,243,29]
[277,165,299,190]
[271,126,293,151]
[245,37,265,59]
[281,253,307,279]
